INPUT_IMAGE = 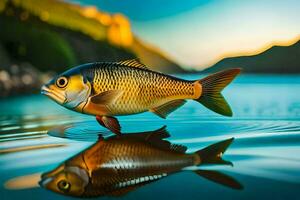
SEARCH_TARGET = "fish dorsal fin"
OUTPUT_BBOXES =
[146,125,170,140]
[128,127,187,153]
[116,59,148,69]
[133,126,170,141]
[111,126,169,141]
[150,99,187,119]
[170,144,187,153]
[138,126,173,151]
[144,139,187,154]
[110,126,187,153]
[90,90,123,105]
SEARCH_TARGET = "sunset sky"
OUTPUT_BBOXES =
[73,0,300,70]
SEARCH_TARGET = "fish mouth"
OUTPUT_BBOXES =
[41,85,66,104]
[39,177,53,188]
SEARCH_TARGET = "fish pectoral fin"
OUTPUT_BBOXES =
[85,102,111,115]
[116,59,148,69]
[91,90,123,105]
[96,116,121,135]
[194,170,243,190]
[150,99,187,119]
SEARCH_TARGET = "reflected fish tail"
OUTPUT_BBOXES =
[194,137,234,166]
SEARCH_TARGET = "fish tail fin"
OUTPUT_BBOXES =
[194,169,243,190]
[194,68,241,116]
[194,138,234,166]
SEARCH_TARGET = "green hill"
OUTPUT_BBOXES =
[0,0,187,97]
[0,0,185,73]
[203,40,300,73]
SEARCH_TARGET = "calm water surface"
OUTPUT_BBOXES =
[0,74,300,200]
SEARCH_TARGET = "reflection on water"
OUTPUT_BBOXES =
[40,128,241,197]
[0,144,66,154]
[0,75,300,200]
[5,173,41,190]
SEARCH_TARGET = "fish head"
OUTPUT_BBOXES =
[41,67,91,110]
[39,164,89,197]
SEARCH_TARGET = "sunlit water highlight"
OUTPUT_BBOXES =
[0,74,300,199]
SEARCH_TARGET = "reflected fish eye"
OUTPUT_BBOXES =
[57,180,71,192]
[56,77,68,88]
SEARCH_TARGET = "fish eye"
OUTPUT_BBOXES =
[56,77,68,88]
[57,180,71,192]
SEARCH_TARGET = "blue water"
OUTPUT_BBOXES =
[0,74,300,200]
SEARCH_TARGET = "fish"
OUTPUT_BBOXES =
[41,59,241,134]
[39,127,242,197]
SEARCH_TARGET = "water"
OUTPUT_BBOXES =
[0,74,300,200]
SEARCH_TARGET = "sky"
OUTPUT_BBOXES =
[71,0,300,70]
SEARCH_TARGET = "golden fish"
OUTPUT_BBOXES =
[39,127,242,197]
[41,59,240,134]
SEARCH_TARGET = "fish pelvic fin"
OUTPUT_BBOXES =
[150,99,187,119]
[194,137,234,166]
[194,68,241,116]
[96,115,121,135]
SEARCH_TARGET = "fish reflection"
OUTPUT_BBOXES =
[40,127,242,197]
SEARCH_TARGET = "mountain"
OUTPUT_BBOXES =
[0,0,186,73]
[203,39,300,73]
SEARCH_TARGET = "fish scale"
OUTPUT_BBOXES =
[84,139,196,195]
[88,63,195,115]
[97,140,195,172]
